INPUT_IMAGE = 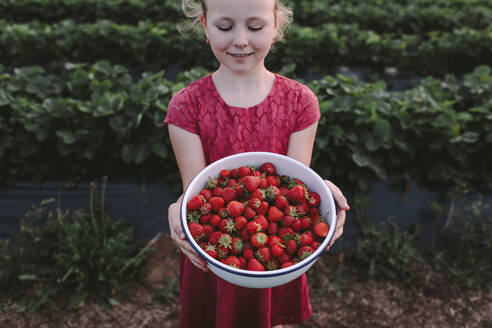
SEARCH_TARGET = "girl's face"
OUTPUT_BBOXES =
[201,0,279,75]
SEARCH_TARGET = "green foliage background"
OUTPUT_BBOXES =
[0,0,491,299]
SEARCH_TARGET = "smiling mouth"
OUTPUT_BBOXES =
[228,53,254,57]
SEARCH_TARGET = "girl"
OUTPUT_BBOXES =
[165,0,350,327]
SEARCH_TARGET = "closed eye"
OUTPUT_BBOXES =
[217,26,232,31]
[249,26,263,31]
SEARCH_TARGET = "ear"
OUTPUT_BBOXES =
[200,14,209,38]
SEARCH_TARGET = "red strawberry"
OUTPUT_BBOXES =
[313,221,330,238]
[218,207,229,218]
[218,233,233,250]
[279,186,289,197]
[212,187,224,197]
[251,232,268,248]
[239,256,247,269]
[266,175,279,187]
[199,189,212,201]
[231,237,245,255]
[209,214,221,227]
[259,162,276,176]
[264,186,281,201]
[257,201,269,215]
[243,175,261,192]
[307,191,320,207]
[283,205,298,216]
[208,231,223,245]
[267,206,284,222]
[300,216,312,230]
[288,185,307,204]
[251,189,265,200]
[223,255,241,268]
[234,216,247,230]
[243,243,255,259]
[268,235,283,246]
[275,195,289,209]
[243,207,257,219]
[265,258,280,271]
[199,214,211,225]
[204,244,217,259]
[254,214,269,231]
[220,169,231,179]
[240,227,251,241]
[217,246,229,259]
[226,178,237,187]
[231,168,240,178]
[281,215,295,227]
[246,221,261,234]
[300,232,314,246]
[200,203,212,215]
[238,166,252,177]
[259,177,268,189]
[308,207,320,217]
[295,201,309,215]
[278,253,292,264]
[271,243,285,257]
[255,246,271,263]
[266,221,279,235]
[247,258,265,271]
[227,200,245,217]
[219,218,236,234]
[203,224,214,236]
[248,197,261,209]
[298,246,314,260]
[209,196,225,212]
[187,195,205,210]
[188,222,204,239]
[285,239,298,255]
[311,241,320,250]
[278,227,295,239]
[281,262,294,269]
[292,218,302,232]
[233,183,244,198]
[222,187,237,202]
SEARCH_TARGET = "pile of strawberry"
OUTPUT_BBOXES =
[186,162,330,271]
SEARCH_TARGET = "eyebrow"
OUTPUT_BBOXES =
[215,16,266,23]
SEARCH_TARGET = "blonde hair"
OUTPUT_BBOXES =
[178,0,293,42]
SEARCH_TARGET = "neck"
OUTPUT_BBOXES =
[214,64,272,89]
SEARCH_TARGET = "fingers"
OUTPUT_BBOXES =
[169,202,208,272]
[327,208,346,249]
[324,180,350,211]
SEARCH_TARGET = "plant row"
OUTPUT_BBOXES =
[1,62,491,193]
[2,19,492,78]
[2,0,492,35]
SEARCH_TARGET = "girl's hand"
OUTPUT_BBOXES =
[324,180,350,249]
[168,196,208,272]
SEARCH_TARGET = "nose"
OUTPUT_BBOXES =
[233,28,248,48]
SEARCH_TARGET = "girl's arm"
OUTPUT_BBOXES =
[287,122,350,248]
[167,124,209,271]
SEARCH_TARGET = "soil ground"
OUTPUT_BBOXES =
[1,236,491,328]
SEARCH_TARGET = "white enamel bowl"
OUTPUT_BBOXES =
[180,151,337,289]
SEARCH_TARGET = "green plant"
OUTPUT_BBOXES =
[346,196,422,282]
[432,196,492,290]
[152,277,179,304]
[0,178,157,312]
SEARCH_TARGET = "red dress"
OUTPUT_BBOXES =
[164,73,320,328]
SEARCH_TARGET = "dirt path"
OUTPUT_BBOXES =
[1,236,491,327]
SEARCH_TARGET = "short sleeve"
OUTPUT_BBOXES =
[164,88,199,134]
[293,85,321,132]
